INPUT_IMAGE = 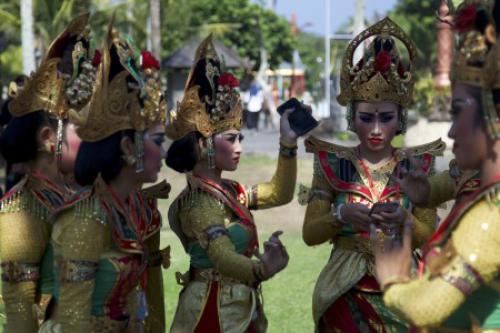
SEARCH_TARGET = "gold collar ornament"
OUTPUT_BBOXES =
[165,34,243,141]
[8,13,100,159]
[451,0,499,139]
[70,16,166,172]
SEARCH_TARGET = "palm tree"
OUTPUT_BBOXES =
[21,0,35,74]
[149,0,161,60]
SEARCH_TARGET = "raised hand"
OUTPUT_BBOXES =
[254,230,289,281]
[279,103,314,145]
[393,152,430,206]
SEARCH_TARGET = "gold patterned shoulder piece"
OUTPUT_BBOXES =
[395,138,446,161]
[0,177,53,221]
[62,189,107,225]
[337,17,416,108]
[304,136,357,160]
[141,180,171,200]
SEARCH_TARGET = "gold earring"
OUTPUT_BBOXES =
[123,155,137,166]
[38,141,54,154]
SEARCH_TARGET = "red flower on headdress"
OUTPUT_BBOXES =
[141,51,160,70]
[91,49,101,67]
[456,4,477,32]
[218,72,239,88]
[374,51,392,73]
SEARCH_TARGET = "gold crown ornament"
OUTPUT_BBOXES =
[337,17,416,109]
[165,35,243,141]
[449,0,499,139]
[8,13,100,159]
[70,17,166,172]
[337,17,416,134]
[9,13,99,119]
[451,0,496,87]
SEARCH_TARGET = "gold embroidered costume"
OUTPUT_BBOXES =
[45,19,168,333]
[0,14,97,332]
[382,1,500,330]
[166,35,297,333]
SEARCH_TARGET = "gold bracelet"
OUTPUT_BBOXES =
[381,275,411,291]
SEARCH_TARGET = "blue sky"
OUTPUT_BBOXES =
[252,0,398,36]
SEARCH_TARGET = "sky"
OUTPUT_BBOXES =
[252,0,398,36]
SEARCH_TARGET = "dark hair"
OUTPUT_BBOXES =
[165,132,203,173]
[464,85,488,128]
[74,130,135,186]
[0,111,58,163]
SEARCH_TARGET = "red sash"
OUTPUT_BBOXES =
[192,175,259,256]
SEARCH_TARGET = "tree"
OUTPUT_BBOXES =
[161,0,295,69]
[389,0,438,76]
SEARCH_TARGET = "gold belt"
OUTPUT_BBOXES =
[191,268,253,287]
[334,237,372,254]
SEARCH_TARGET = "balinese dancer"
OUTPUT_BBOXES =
[165,35,304,333]
[373,1,500,330]
[46,21,169,332]
[0,13,98,332]
[301,17,445,332]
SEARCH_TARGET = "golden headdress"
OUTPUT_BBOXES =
[8,13,99,119]
[71,17,166,143]
[337,17,416,109]
[165,35,242,140]
[451,0,495,87]
[450,0,500,139]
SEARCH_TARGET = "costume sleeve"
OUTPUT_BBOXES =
[384,199,500,328]
[144,231,166,333]
[302,157,341,246]
[182,192,257,284]
[411,207,437,248]
[0,207,51,333]
[427,171,456,208]
[52,209,107,333]
[247,141,297,210]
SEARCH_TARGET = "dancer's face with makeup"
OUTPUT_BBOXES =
[213,129,244,171]
[352,101,400,152]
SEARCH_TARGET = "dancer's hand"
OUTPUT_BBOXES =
[254,231,289,281]
[371,204,407,236]
[393,153,430,206]
[371,218,412,290]
[339,203,373,232]
[279,103,313,146]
